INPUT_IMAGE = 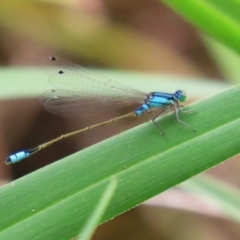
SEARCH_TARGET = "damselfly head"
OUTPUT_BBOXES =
[175,90,187,102]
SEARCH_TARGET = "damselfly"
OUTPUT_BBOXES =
[6,56,196,164]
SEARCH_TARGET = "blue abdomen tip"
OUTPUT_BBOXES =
[5,151,29,165]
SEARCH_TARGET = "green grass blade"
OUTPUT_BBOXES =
[162,0,240,54]
[79,177,117,240]
[1,84,240,239]
[202,35,240,83]
[0,67,229,100]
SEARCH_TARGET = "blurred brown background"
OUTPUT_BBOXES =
[1,0,239,239]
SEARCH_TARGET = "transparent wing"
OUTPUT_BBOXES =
[39,56,147,117]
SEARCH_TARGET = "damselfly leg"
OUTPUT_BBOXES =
[174,102,196,131]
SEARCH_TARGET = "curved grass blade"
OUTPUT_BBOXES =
[0,85,240,239]
[162,0,240,54]
[79,177,117,240]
